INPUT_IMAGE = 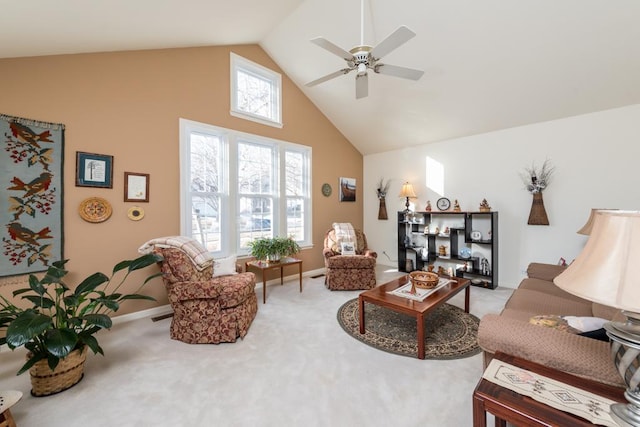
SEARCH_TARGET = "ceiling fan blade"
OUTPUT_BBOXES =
[375,63,424,81]
[356,73,368,99]
[370,26,416,60]
[310,37,354,61]
[305,68,352,87]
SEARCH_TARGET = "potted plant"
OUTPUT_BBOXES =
[0,252,162,396]
[248,236,301,263]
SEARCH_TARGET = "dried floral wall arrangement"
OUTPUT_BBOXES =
[520,159,554,225]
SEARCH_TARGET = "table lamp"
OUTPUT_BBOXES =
[399,182,417,213]
[577,208,618,235]
[554,210,640,426]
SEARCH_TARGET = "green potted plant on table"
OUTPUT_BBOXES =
[0,253,162,396]
[248,236,301,263]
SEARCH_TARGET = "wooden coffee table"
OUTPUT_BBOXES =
[358,274,470,359]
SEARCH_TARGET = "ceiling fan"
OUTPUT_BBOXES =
[305,0,424,99]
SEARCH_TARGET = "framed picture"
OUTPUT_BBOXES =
[339,177,356,202]
[124,172,150,202]
[341,241,356,255]
[76,152,113,188]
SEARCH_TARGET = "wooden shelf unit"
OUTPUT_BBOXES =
[397,210,499,289]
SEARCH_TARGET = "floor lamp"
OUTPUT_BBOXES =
[554,210,640,426]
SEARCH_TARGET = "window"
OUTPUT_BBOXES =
[180,119,311,257]
[230,53,282,128]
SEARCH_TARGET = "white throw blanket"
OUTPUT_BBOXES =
[332,222,356,242]
[138,236,214,271]
[332,222,356,253]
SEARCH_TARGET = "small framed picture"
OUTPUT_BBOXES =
[339,177,356,202]
[341,241,356,255]
[124,172,150,202]
[76,152,114,188]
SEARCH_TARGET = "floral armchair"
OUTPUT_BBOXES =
[323,227,377,290]
[154,247,258,344]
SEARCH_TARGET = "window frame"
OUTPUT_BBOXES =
[230,53,283,129]
[179,118,311,258]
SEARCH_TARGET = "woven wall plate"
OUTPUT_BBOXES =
[127,206,145,221]
[78,197,112,223]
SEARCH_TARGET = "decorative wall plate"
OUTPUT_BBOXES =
[321,183,332,197]
[78,197,112,223]
[127,206,145,221]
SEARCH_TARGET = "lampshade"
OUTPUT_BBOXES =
[576,208,618,235]
[398,182,417,199]
[554,210,640,312]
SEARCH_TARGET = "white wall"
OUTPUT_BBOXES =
[364,104,640,288]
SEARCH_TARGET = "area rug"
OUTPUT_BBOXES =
[337,298,481,360]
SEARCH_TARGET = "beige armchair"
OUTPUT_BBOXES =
[154,247,258,344]
[323,227,377,290]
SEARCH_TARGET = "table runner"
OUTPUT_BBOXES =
[483,359,618,426]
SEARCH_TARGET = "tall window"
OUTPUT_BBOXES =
[180,119,311,257]
[285,150,307,242]
[237,141,276,249]
[230,53,282,128]
[187,131,224,253]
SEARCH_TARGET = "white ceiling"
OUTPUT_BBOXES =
[2,0,640,155]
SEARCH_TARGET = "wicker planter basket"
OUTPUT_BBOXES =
[28,346,87,397]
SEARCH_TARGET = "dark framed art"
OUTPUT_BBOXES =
[124,172,150,202]
[339,177,356,202]
[76,151,113,188]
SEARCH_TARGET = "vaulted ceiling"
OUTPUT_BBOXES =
[2,0,640,154]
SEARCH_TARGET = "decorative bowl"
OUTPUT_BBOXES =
[409,271,439,289]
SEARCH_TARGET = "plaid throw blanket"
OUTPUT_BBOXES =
[138,236,214,271]
[332,222,357,254]
[333,222,355,242]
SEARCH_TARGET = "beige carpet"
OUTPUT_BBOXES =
[0,266,512,426]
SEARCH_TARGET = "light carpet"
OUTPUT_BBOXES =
[0,266,513,426]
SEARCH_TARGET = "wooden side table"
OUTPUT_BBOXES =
[473,352,625,427]
[245,258,302,304]
[0,390,22,427]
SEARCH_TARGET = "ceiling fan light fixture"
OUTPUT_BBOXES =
[305,0,423,98]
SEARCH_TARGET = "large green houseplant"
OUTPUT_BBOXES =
[0,253,162,394]
[248,236,301,262]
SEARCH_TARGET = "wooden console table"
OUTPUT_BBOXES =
[245,258,302,304]
[473,352,625,427]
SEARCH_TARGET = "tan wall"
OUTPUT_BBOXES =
[0,45,363,315]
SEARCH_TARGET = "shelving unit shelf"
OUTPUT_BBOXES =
[397,210,498,289]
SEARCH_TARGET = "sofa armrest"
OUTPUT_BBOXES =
[526,262,567,281]
[478,314,624,387]
[167,280,223,301]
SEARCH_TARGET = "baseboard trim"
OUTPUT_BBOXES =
[112,304,173,325]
